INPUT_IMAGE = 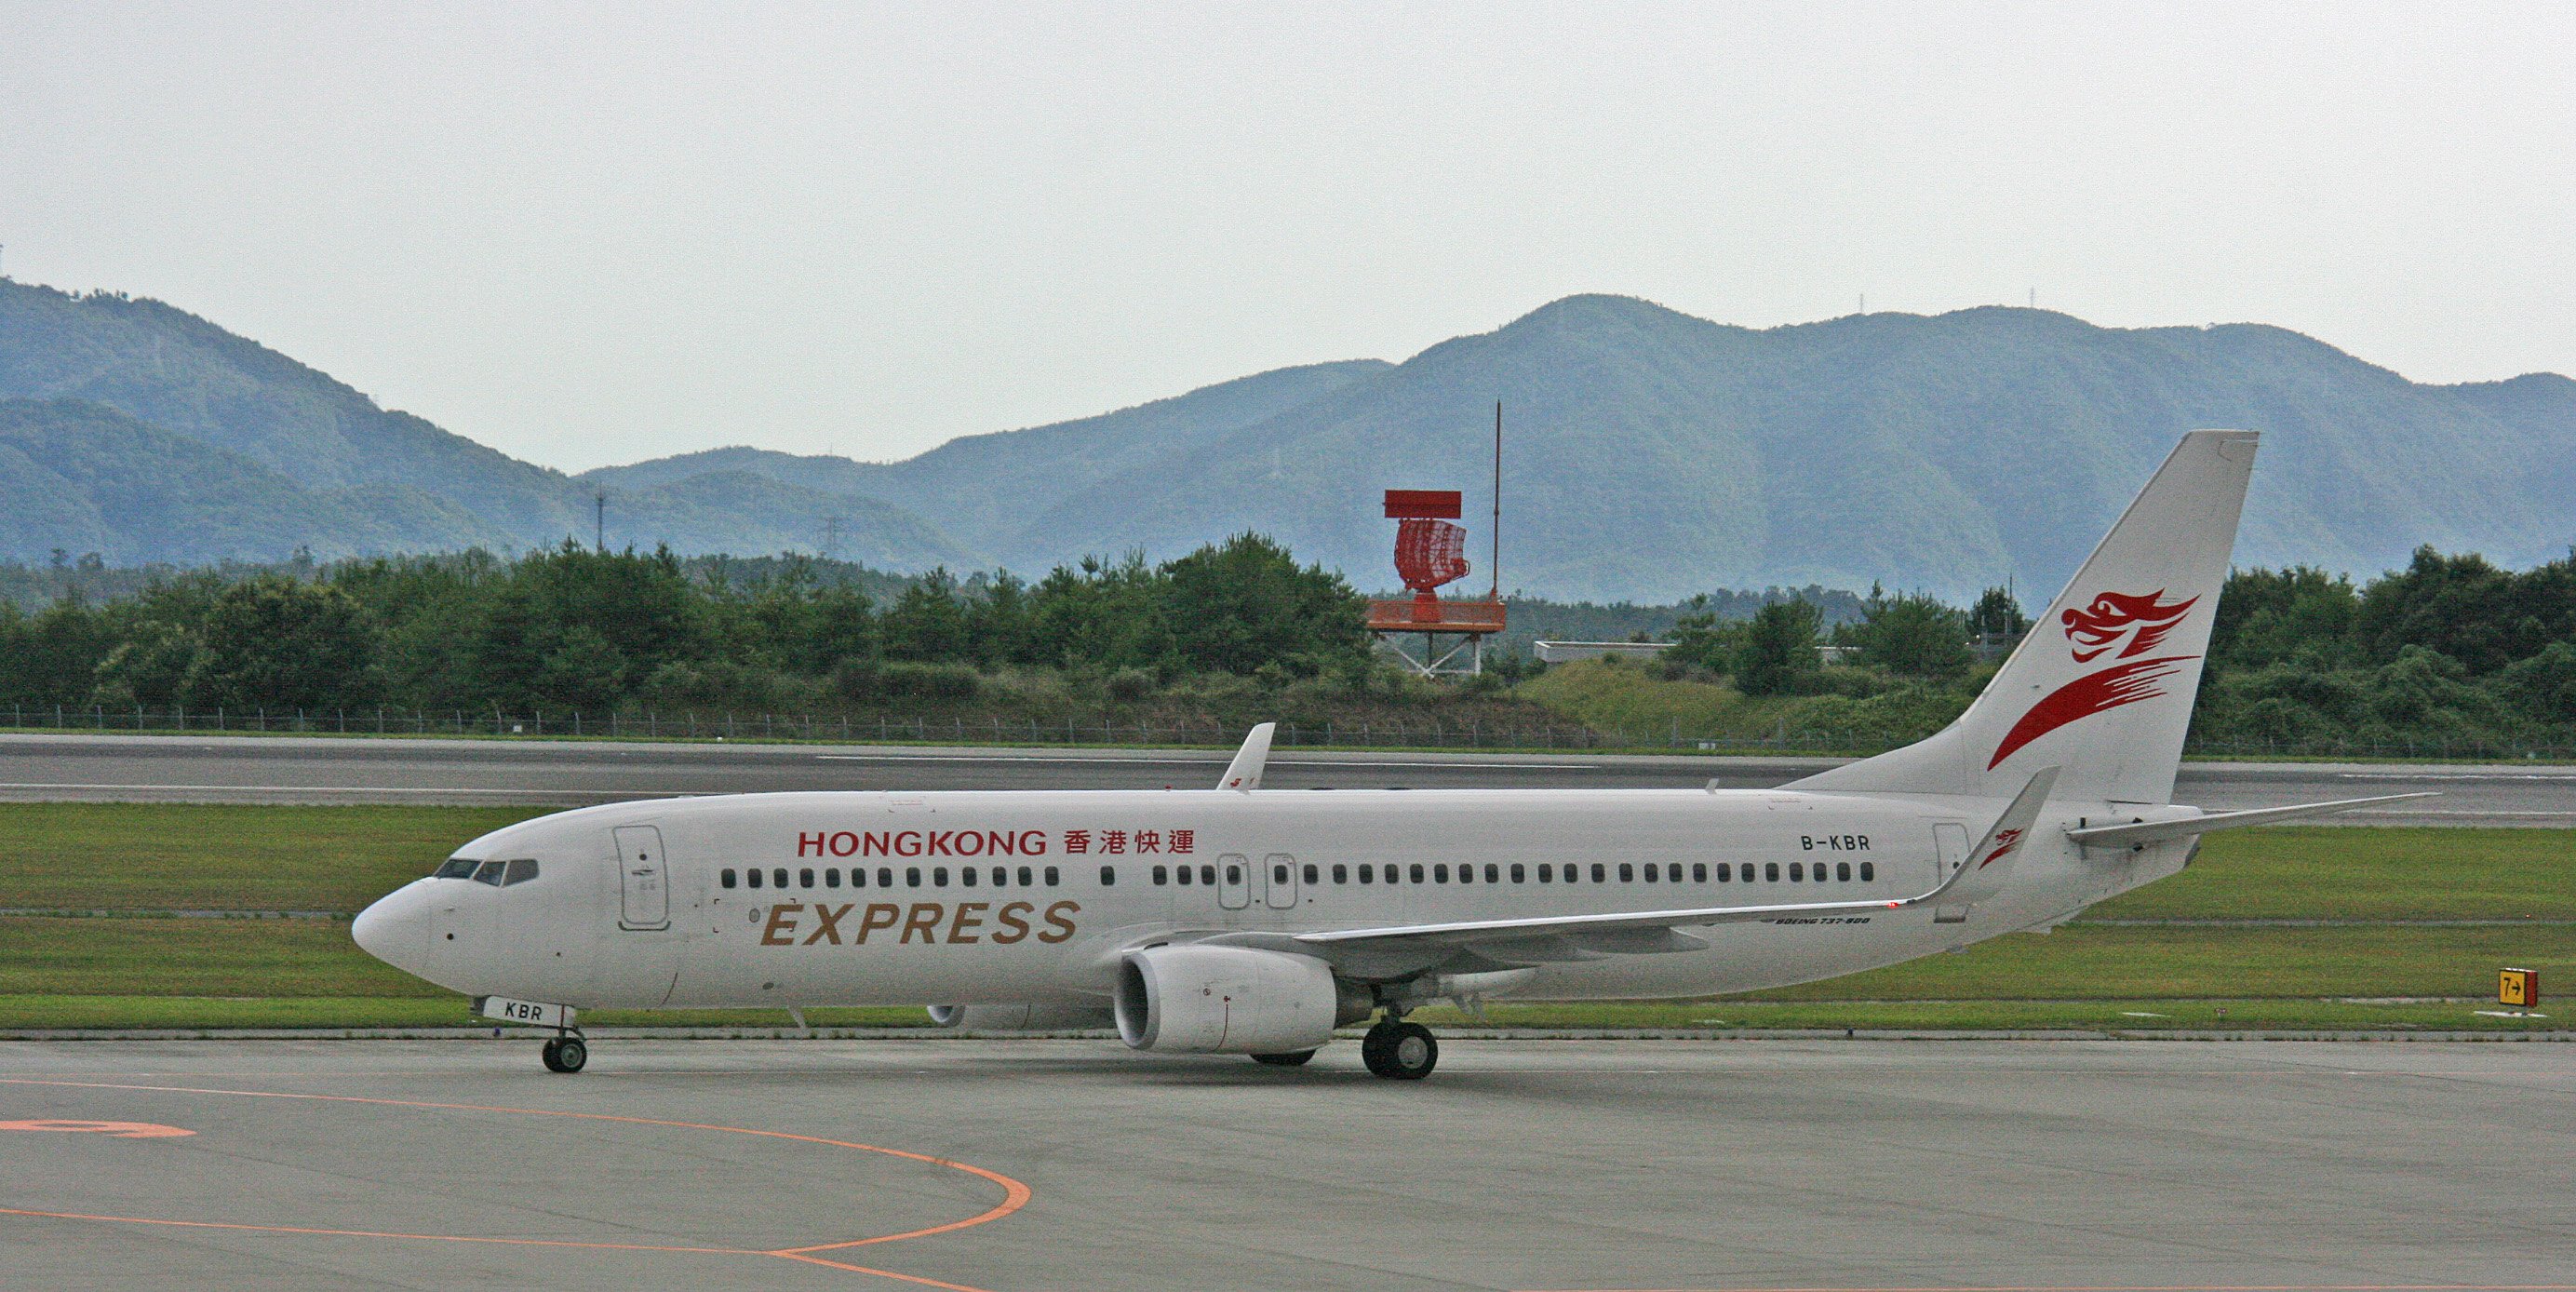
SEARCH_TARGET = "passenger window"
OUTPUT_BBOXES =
[1274,863,1290,885]
[1434,864,1450,883]
[1100,866,1117,885]
[1790,862,1804,882]
[472,860,505,885]
[1643,863,1658,882]
[1333,864,1348,883]
[825,868,841,889]
[771,868,787,889]
[1837,862,1851,882]
[1303,863,1319,884]
[1198,864,1214,886]
[800,868,815,889]
[1860,861,1875,882]
[1175,865,1193,886]
[1715,863,1729,882]
[435,857,479,880]
[878,868,893,888]
[1018,866,1034,886]
[933,867,949,887]
[1152,865,1169,885]
[1693,863,1708,882]
[1538,863,1553,882]
[993,867,1007,886]
[1411,864,1427,883]
[503,859,540,886]
[906,868,922,887]
[1619,863,1635,882]
[1485,864,1500,883]
[960,867,976,887]
[1764,862,1780,882]
[1358,864,1374,883]
[1044,866,1060,885]
[747,868,763,889]
[720,868,738,889]
[1590,863,1607,882]
[1226,864,1243,885]
[1509,863,1525,883]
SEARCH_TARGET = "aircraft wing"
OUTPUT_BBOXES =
[1287,768,2059,960]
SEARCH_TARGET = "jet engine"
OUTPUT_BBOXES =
[1113,944,1367,1054]
[925,1003,1115,1031]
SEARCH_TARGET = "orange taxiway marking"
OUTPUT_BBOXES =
[0,1077,1028,1289]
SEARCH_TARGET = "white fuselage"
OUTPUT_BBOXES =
[354,786,2192,1012]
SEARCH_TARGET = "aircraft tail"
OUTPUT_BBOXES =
[1789,430,2258,805]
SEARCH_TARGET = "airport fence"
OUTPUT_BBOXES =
[0,703,2570,761]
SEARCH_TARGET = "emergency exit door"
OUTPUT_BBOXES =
[614,825,670,930]
[1217,853,1251,909]
[1264,854,1299,908]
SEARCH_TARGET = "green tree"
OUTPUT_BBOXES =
[1966,586,2029,639]
[90,620,203,708]
[1733,599,1821,695]
[1160,532,1365,677]
[1854,591,1971,679]
[180,577,382,710]
[884,568,972,662]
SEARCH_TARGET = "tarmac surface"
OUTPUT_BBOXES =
[2,1038,2570,1291]
[0,733,2567,826]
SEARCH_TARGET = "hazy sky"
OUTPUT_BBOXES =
[5,2,2570,472]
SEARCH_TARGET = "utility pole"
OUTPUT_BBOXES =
[594,491,606,553]
[823,517,842,562]
[1490,400,1502,600]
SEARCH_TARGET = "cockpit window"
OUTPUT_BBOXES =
[435,857,479,880]
[503,859,540,886]
[472,860,506,886]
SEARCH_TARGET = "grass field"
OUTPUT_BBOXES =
[1,803,2568,1033]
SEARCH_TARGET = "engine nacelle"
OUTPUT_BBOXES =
[925,1003,1116,1031]
[1113,944,1359,1054]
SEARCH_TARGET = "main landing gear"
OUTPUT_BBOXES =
[540,1031,588,1074]
[1361,1017,1438,1081]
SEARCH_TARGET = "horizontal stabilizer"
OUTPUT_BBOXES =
[2062,792,2437,847]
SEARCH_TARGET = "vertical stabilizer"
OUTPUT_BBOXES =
[1789,430,2257,804]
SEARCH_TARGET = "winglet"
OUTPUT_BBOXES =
[1219,722,1276,791]
[1919,766,2059,910]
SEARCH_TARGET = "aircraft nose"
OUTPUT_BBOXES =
[352,888,432,976]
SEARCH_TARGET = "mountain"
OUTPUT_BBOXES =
[576,357,1390,555]
[0,279,958,569]
[5,276,2571,599]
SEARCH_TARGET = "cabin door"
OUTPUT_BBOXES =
[614,825,672,931]
[1931,823,1970,924]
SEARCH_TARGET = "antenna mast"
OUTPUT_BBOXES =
[593,491,606,552]
[1490,400,1502,600]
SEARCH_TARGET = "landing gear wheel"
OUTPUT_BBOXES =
[1361,1021,1437,1081]
[1250,1049,1317,1067]
[541,1036,587,1073]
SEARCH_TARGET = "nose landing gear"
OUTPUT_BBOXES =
[540,1032,588,1074]
[1360,1017,1438,1080]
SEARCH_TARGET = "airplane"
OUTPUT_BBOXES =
[353,429,2429,1080]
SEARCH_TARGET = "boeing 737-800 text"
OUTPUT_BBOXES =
[353,430,2422,1079]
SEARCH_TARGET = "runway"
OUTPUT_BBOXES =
[2,1038,2569,1290]
[0,733,2565,826]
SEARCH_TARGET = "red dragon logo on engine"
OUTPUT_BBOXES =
[1988,589,2201,769]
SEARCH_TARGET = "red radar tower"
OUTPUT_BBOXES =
[1364,407,1509,677]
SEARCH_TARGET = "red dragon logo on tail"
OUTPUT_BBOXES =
[1989,589,2201,769]
[2061,589,2197,661]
